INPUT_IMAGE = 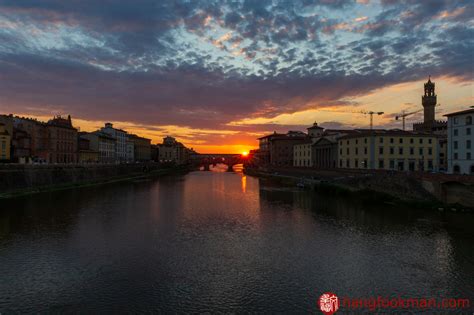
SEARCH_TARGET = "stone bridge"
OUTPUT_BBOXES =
[195,153,246,172]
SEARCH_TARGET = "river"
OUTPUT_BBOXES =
[0,165,473,313]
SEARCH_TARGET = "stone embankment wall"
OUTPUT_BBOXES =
[244,166,474,209]
[0,163,173,197]
[333,173,437,203]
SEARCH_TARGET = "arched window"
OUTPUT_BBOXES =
[453,165,461,174]
[466,116,472,125]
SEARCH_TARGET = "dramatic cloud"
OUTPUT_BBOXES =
[0,0,472,152]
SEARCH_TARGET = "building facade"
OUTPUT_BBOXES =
[338,130,440,171]
[126,139,135,162]
[11,128,31,163]
[312,137,338,169]
[128,134,151,162]
[13,116,49,162]
[0,123,11,161]
[81,131,116,163]
[293,141,312,167]
[101,123,127,162]
[47,115,78,163]
[269,131,308,167]
[78,133,99,163]
[444,108,474,174]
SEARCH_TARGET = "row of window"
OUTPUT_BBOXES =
[453,140,471,150]
[340,147,433,156]
[340,137,434,146]
[295,159,311,167]
[54,141,75,152]
[56,130,75,140]
[453,115,472,125]
[453,127,471,136]
[295,150,311,157]
[453,152,471,160]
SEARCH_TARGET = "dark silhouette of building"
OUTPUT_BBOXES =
[47,115,78,163]
[413,77,447,134]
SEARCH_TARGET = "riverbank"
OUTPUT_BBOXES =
[244,166,474,211]
[0,163,190,199]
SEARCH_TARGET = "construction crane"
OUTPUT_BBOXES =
[315,108,384,129]
[395,109,422,131]
[360,111,384,130]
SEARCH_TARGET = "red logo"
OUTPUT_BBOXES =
[318,292,339,315]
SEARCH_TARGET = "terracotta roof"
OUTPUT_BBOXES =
[257,133,286,140]
[443,108,474,117]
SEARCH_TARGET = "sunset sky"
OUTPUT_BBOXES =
[0,0,472,153]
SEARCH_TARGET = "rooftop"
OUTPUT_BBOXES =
[338,129,438,140]
[443,108,474,117]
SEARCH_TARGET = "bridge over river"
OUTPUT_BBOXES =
[193,153,248,171]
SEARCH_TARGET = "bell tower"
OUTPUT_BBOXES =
[422,76,437,124]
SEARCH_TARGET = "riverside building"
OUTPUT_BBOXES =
[338,130,440,172]
[444,108,474,174]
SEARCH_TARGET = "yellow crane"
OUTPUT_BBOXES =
[395,109,422,131]
[315,108,384,129]
[360,111,384,130]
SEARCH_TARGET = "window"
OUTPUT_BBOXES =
[355,139,358,144]
[379,137,383,143]
[454,129,458,136]
[467,128,471,135]
[346,159,349,167]
[355,159,359,168]
[467,140,471,149]
[467,116,472,125]
[379,147,384,154]
[454,152,458,159]
[390,147,394,154]
[428,148,432,155]
[419,138,423,144]
[390,138,394,144]
[363,159,367,168]
[399,147,403,155]
[427,160,433,170]
[419,148,424,156]
[346,148,349,154]
[389,160,395,169]
[364,147,367,154]
[410,138,414,144]
[410,147,414,155]
[453,164,460,174]
[428,139,432,144]
[339,159,342,167]
[454,117,459,124]
[339,148,342,155]
[454,141,458,150]
[379,159,384,169]
[467,152,471,160]
[355,148,358,155]
[399,138,403,144]
[364,138,367,144]
[397,160,404,171]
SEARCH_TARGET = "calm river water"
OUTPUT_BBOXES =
[1,166,473,313]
